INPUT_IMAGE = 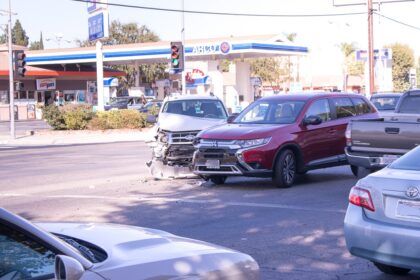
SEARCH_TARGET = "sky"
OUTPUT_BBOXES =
[2,0,420,73]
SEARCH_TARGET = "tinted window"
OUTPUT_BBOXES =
[305,99,331,122]
[332,98,356,118]
[162,100,227,119]
[397,95,420,114]
[352,98,372,115]
[389,146,420,171]
[235,100,305,124]
[0,224,55,279]
[370,96,400,111]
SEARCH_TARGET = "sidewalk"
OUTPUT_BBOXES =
[0,127,155,146]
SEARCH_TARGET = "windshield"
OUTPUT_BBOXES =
[235,100,305,124]
[162,99,227,119]
[388,146,420,171]
[370,96,399,111]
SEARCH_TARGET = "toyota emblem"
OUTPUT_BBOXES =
[406,187,419,198]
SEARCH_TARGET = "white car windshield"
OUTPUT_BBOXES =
[389,146,420,171]
[162,100,227,119]
[235,100,305,124]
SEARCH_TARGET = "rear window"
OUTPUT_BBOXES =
[370,96,399,111]
[332,98,356,118]
[397,95,420,114]
[352,98,372,115]
[389,146,420,171]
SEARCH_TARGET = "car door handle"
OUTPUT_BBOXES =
[385,127,400,134]
[327,129,336,134]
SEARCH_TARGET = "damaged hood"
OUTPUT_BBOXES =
[157,113,226,132]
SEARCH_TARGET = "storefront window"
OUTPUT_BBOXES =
[0,91,8,104]
[28,91,35,100]
[19,91,27,99]
[14,91,18,99]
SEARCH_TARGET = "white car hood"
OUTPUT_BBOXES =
[38,222,258,279]
[158,112,225,132]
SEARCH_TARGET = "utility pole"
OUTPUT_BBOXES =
[7,0,15,139]
[367,0,375,96]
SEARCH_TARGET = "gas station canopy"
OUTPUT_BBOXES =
[26,34,308,66]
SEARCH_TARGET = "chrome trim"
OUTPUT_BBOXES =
[350,146,409,154]
[193,164,243,175]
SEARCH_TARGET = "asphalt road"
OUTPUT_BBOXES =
[0,142,419,280]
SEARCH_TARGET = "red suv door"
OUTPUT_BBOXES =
[299,98,338,165]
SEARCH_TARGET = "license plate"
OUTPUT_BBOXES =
[379,154,399,165]
[205,159,220,169]
[396,200,420,220]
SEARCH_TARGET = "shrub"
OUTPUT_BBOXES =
[42,105,66,130]
[42,104,93,130]
[62,104,93,130]
[88,109,147,130]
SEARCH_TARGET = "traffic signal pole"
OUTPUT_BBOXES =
[181,0,186,95]
[8,0,15,139]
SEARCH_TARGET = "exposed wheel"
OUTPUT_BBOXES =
[373,262,411,275]
[272,149,296,188]
[350,165,359,177]
[210,176,227,185]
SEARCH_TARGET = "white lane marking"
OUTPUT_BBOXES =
[0,193,346,214]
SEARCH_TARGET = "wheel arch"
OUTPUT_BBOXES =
[272,143,305,173]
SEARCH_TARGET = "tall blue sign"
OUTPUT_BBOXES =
[88,12,108,41]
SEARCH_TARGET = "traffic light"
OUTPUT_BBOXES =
[170,42,184,71]
[13,50,26,78]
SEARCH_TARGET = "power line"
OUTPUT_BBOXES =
[374,12,420,31]
[71,0,366,18]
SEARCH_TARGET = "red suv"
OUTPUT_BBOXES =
[193,93,378,188]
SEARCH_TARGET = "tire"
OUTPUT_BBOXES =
[350,165,359,177]
[272,149,296,188]
[373,262,411,275]
[210,176,227,185]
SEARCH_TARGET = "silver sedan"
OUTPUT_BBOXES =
[0,208,259,280]
[344,146,420,275]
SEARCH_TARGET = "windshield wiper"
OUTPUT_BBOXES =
[60,236,98,262]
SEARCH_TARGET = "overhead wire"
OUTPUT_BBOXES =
[374,12,420,31]
[70,0,366,18]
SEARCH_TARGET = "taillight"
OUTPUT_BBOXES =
[349,186,375,212]
[345,123,352,146]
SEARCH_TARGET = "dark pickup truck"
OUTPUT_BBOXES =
[346,90,420,172]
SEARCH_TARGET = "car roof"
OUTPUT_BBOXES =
[165,94,221,101]
[371,92,403,98]
[259,92,365,102]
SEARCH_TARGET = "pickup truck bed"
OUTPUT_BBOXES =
[346,91,420,170]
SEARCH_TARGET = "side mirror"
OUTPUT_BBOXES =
[227,113,239,123]
[55,255,84,280]
[146,115,157,124]
[303,115,322,126]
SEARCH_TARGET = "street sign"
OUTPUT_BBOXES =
[88,11,109,41]
[356,49,392,61]
[87,0,108,13]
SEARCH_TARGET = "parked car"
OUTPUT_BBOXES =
[104,97,142,111]
[344,145,420,276]
[370,92,402,117]
[346,90,420,173]
[137,99,163,114]
[0,207,259,280]
[147,94,228,178]
[193,93,378,187]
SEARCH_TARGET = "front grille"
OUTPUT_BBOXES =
[169,131,200,144]
[167,145,195,159]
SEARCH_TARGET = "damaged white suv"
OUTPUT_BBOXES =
[148,94,228,178]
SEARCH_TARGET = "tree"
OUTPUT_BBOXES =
[77,20,165,89]
[249,58,281,85]
[340,42,364,91]
[385,43,414,91]
[30,33,44,50]
[0,19,29,46]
